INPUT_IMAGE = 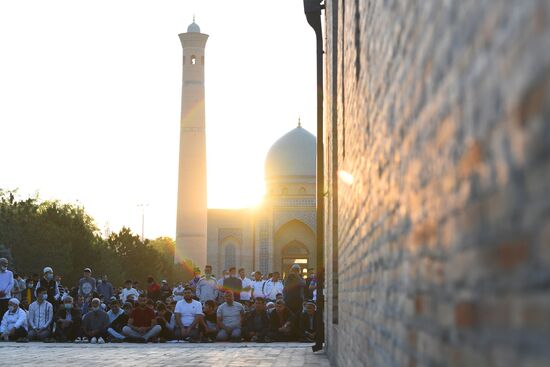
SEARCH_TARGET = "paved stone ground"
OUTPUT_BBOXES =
[0,342,330,366]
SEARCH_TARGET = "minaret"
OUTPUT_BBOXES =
[175,18,208,270]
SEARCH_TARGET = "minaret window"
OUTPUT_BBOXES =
[191,55,196,65]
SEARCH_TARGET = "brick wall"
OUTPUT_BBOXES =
[323,1,550,366]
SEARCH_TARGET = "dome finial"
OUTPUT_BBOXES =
[187,17,200,33]
[298,116,302,128]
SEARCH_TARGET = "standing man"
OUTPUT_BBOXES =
[283,264,306,315]
[305,269,316,300]
[223,267,242,302]
[160,280,172,301]
[263,272,283,302]
[97,275,114,302]
[187,269,202,294]
[196,265,217,304]
[0,258,14,317]
[36,267,60,307]
[146,276,161,302]
[120,280,140,303]
[10,273,24,301]
[174,287,203,341]
[238,268,253,307]
[78,268,96,302]
[251,271,266,300]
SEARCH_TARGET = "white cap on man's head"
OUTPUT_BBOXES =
[43,266,53,274]
[9,298,20,306]
[84,267,92,273]
[291,264,301,270]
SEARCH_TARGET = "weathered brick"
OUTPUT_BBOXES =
[322,0,550,366]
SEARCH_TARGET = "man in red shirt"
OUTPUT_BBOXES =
[122,294,161,342]
[146,276,161,302]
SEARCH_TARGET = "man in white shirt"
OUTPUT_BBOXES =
[251,271,266,300]
[28,287,53,341]
[0,258,14,318]
[120,280,140,303]
[172,283,185,302]
[238,268,253,306]
[174,287,203,341]
[0,298,27,341]
[263,272,284,302]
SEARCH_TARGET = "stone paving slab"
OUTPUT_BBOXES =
[0,342,331,367]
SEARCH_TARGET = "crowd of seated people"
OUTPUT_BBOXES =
[0,258,319,344]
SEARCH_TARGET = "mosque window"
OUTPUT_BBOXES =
[224,244,236,270]
[191,55,196,65]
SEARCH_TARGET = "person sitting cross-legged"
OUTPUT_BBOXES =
[81,298,110,344]
[106,300,129,342]
[197,300,218,342]
[174,287,203,342]
[0,298,28,342]
[216,291,245,342]
[122,294,161,343]
[54,296,82,342]
[28,287,53,341]
[268,299,296,342]
[245,297,270,342]
[155,302,175,341]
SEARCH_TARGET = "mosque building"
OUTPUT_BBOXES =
[175,20,317,278]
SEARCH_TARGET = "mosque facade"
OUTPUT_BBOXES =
[176,20,317,278]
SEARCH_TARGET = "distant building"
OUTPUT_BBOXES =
[176,20,317,277]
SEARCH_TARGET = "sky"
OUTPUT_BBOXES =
[0,0,317,239]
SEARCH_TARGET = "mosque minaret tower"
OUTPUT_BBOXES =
[175,18,208,269]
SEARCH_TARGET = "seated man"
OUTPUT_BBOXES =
[198,300,218,342]
[245,297,270,342]
[216,291,245,342]
[0,298,28,341]
[81,298,110,343]
[155,302,174,341]
[54,296,82,342]
[298,301,318,342]
[28,287,53,341]
[174,287,203,341]
[106,299,128,342]
[268,299,296,342]
[122,294,161,343]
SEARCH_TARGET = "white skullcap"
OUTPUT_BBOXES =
[9,298,20,305]
[43,266,53,274]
